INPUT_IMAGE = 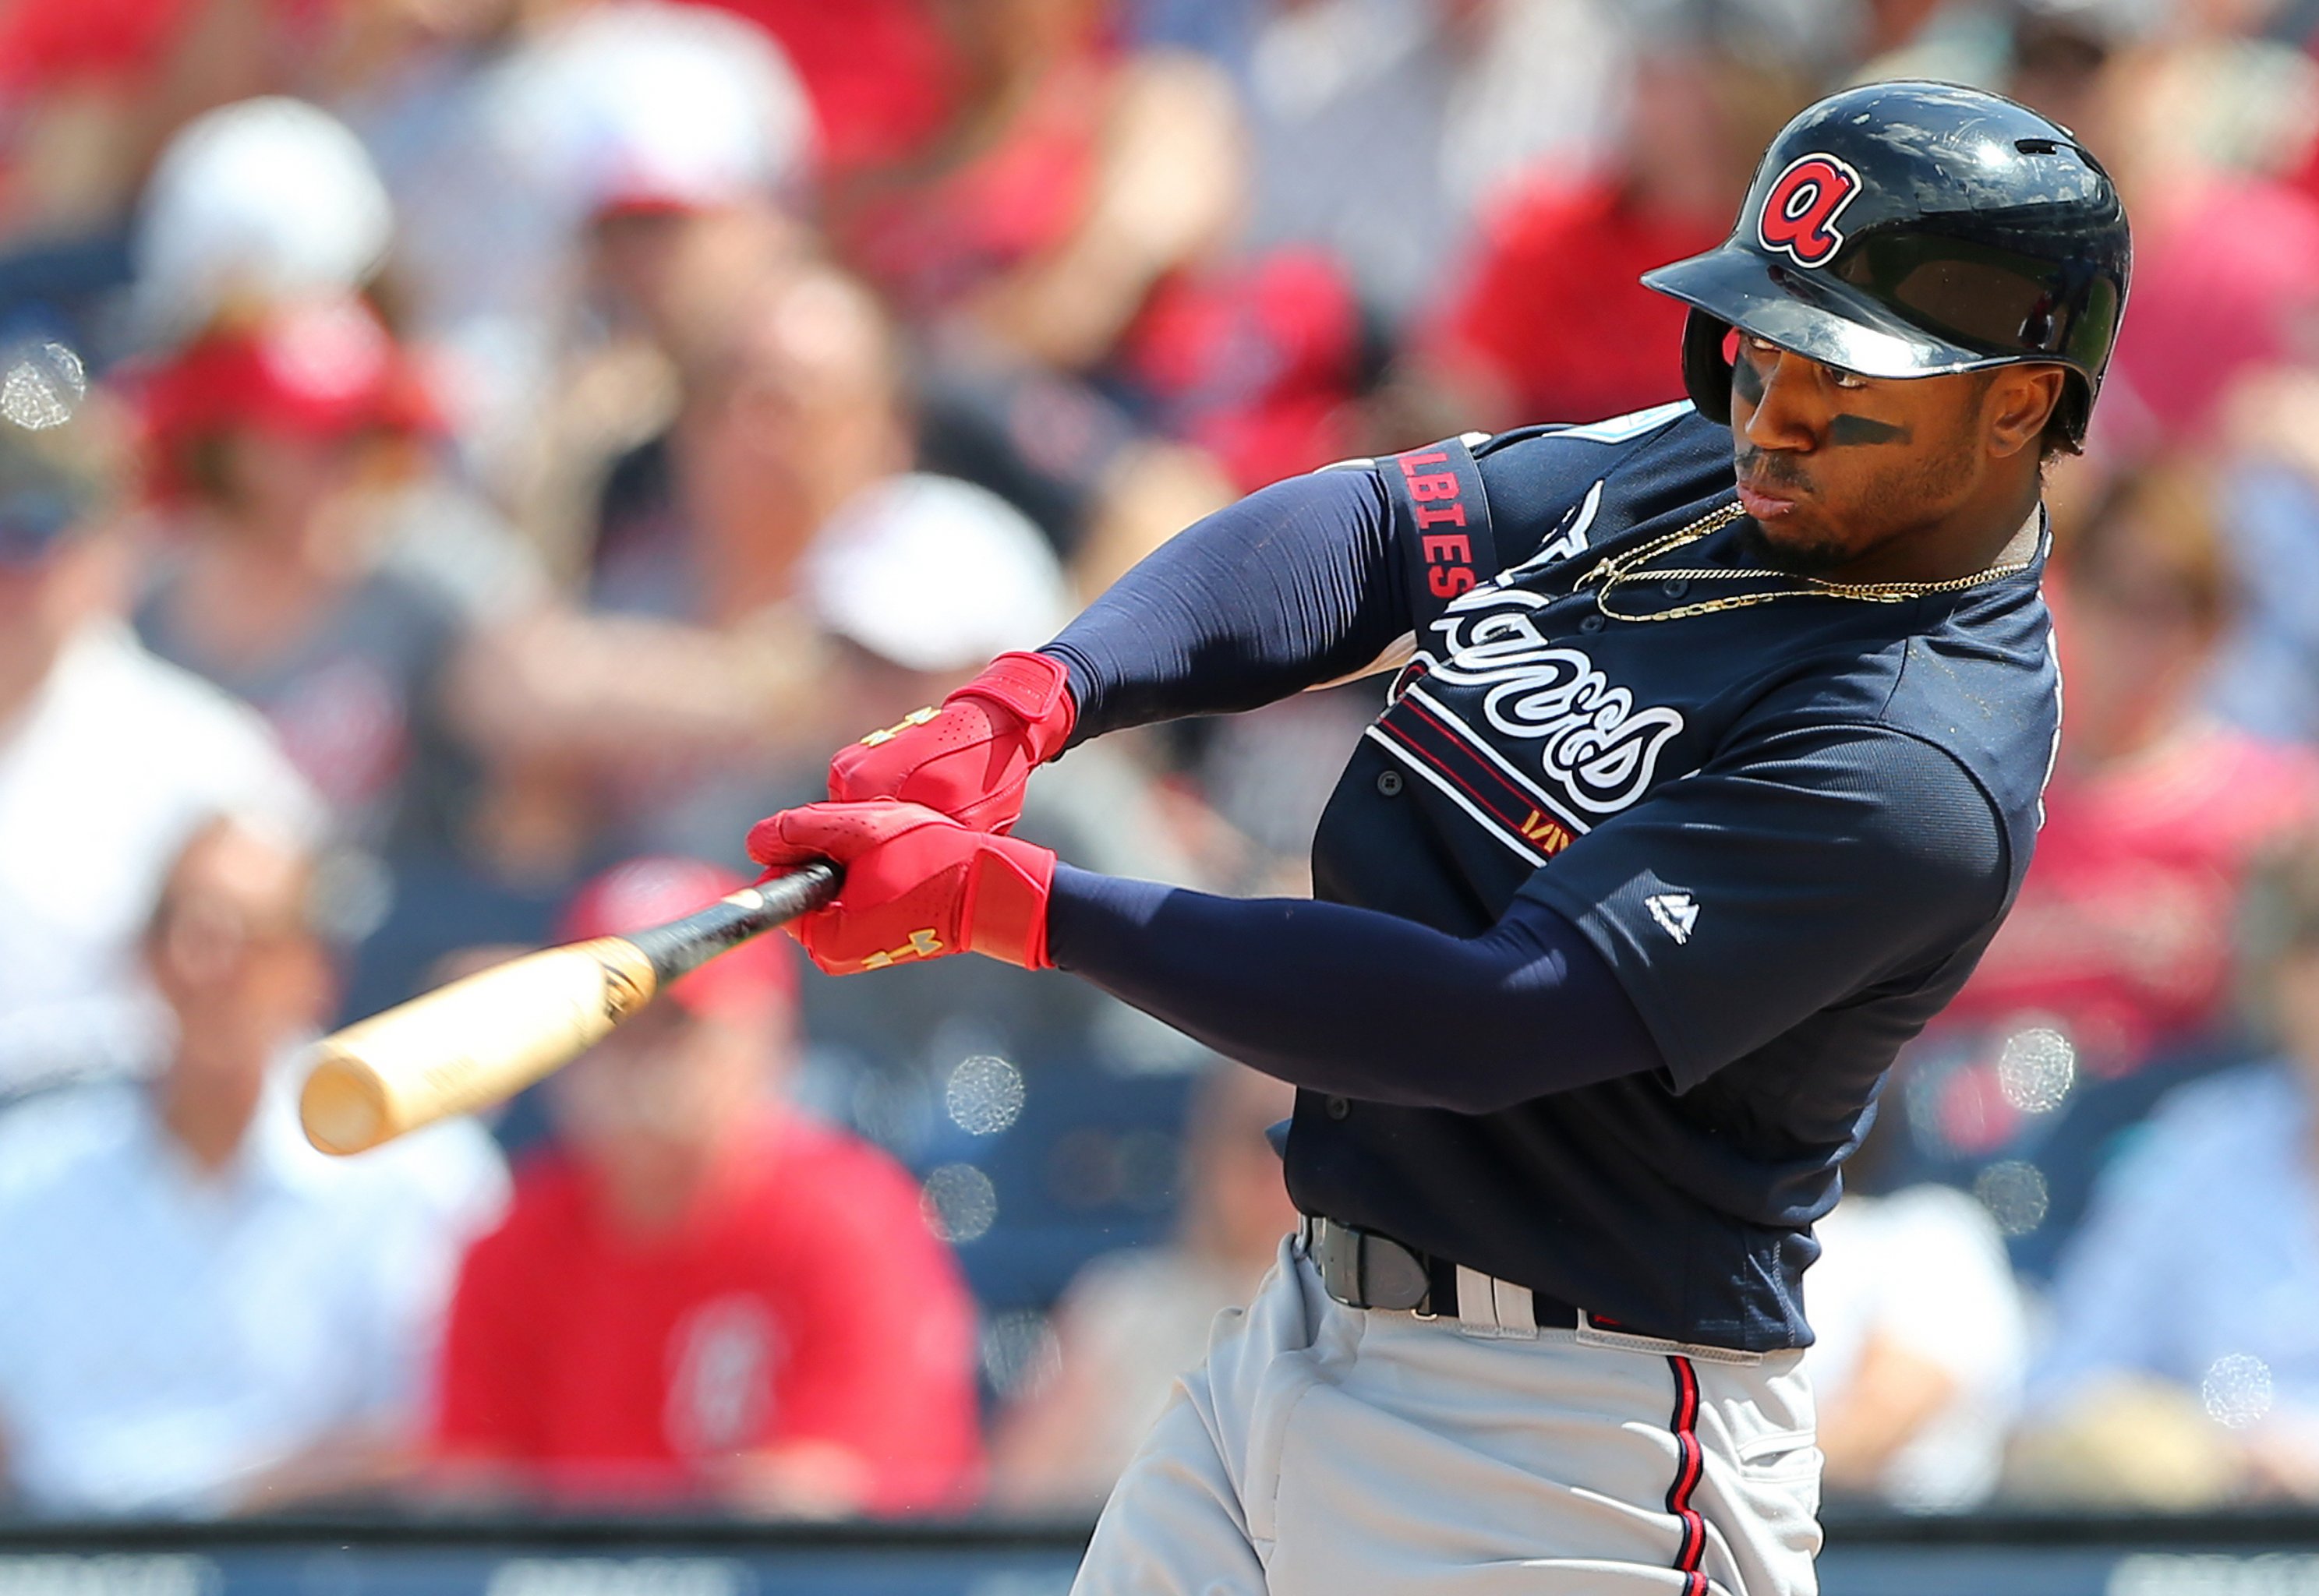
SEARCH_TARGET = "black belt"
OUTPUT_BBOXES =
[1296,1213,1582,1327]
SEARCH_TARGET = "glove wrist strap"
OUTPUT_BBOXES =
[948,651,1076,759]
[962,836,1056,969]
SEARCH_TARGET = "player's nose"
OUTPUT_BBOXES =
[1738,351,1824,454]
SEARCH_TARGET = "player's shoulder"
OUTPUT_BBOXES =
[1462,402,1736,555]
[1473,401,1727,486]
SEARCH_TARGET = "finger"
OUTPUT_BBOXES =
[776,799,948,853]
[826,742,878,802]
[747,815,818,867]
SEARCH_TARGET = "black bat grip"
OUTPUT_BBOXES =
[622,860,842,985]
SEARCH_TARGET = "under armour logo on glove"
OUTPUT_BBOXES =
[746,800,1056,974]
[862,930,945,968]
[859,707,937,747]
[828,651,1077,834]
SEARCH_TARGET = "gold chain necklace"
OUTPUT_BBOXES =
[1575,501,2036,623]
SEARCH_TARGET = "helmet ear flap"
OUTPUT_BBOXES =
[1681,311,1735,425]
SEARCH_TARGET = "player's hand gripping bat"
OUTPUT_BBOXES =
[298,862,840,1156]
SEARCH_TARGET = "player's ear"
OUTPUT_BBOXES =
[1983,365,2066,459]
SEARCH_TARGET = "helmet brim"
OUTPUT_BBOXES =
[1642,245,2019,381]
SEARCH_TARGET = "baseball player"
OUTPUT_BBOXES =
[747,81,2130,1595]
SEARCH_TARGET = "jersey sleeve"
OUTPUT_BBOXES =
[1517,719,2013,1091]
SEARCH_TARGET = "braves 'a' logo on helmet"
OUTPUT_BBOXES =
[1756,154,1862,268]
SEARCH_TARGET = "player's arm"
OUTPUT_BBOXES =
[825,468,1408,832]
[750,720,2008,1111]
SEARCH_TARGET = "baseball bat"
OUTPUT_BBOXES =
[299,861,840,1156]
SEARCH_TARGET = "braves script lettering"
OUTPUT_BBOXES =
[1420,595,1685,815]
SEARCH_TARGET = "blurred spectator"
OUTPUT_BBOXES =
[2011,834,2319,1506]
[335,0,814,506]
[2209,461,2319,747]
[130,98,393,352]
[592,268,897,629]
[700,0,957,178]
[0,815,507,1515]
[987,1063,1296,1512]
[433,857,984,1516]
[1892,465,2318,1273]
[1414,13,1812,429]
[835,0,1239,376]
[130,295,516,856]
[1808,1178,2028,1512]
[1937,466,2319,1077]
[1234,0,1628,328]
[455,266,890,873]
[0,381,313,1098]
[1848,0,2014,86]
[2007,0,2319,452]
[821,0,1257,559]
[0,0,322,244]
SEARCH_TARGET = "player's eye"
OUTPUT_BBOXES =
[1827,367,1868,390]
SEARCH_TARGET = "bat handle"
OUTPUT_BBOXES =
[753,858,842,923]
[622,859,842,985]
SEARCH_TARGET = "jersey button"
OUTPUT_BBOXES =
[1664,578,1690,598]
[1325,1096,1351,1120]
[1579,614,1606,633]
[1376,769,1404,797]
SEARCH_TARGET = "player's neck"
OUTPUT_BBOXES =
[1823,471,2045,587]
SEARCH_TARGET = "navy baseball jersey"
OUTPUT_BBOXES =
[1279,401,2058,1351]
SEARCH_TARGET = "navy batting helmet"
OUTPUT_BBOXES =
[1642,80,2131,447]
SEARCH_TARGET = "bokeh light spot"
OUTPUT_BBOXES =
[921,1163,997,1244]
[1996,1026,2075,1114]
[945,1054,1025,1136]
[1973,1160,2049,1236]
[0,341,87,431]
[2203,1353,2275,1430]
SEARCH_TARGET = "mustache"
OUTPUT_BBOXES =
[1734,447,1815,493]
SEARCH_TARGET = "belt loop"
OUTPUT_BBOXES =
[1455,1265,1498,1336]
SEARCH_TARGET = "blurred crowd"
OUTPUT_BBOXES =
[10,0,2319,1526]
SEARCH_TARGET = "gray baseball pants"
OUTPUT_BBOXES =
[1072,1238,1822,1595]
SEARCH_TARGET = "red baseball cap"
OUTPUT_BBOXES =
[557,856,799,1019]
[138,297,438,496]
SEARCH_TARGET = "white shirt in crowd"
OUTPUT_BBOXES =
[1806,1183,2027,1511]
[2031,1063,2319,1429]
[0,622,315,1098]
[0,1066,507,1515]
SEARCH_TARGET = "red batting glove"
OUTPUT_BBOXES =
[747,800,1056,975]
[827,651,1076,834]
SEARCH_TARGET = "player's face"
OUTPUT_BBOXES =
[1725,335,2059,577]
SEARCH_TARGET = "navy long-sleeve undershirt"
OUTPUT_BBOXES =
[1024,467,1664,1110]
[1041,468,1406,743]
[1048,867,1663,1113]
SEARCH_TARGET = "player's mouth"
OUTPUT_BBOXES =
[1735,478,1801,521]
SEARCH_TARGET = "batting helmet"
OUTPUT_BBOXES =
[1641,80,2130,447]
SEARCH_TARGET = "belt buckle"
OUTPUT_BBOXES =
[1302,1215,1435,1315]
